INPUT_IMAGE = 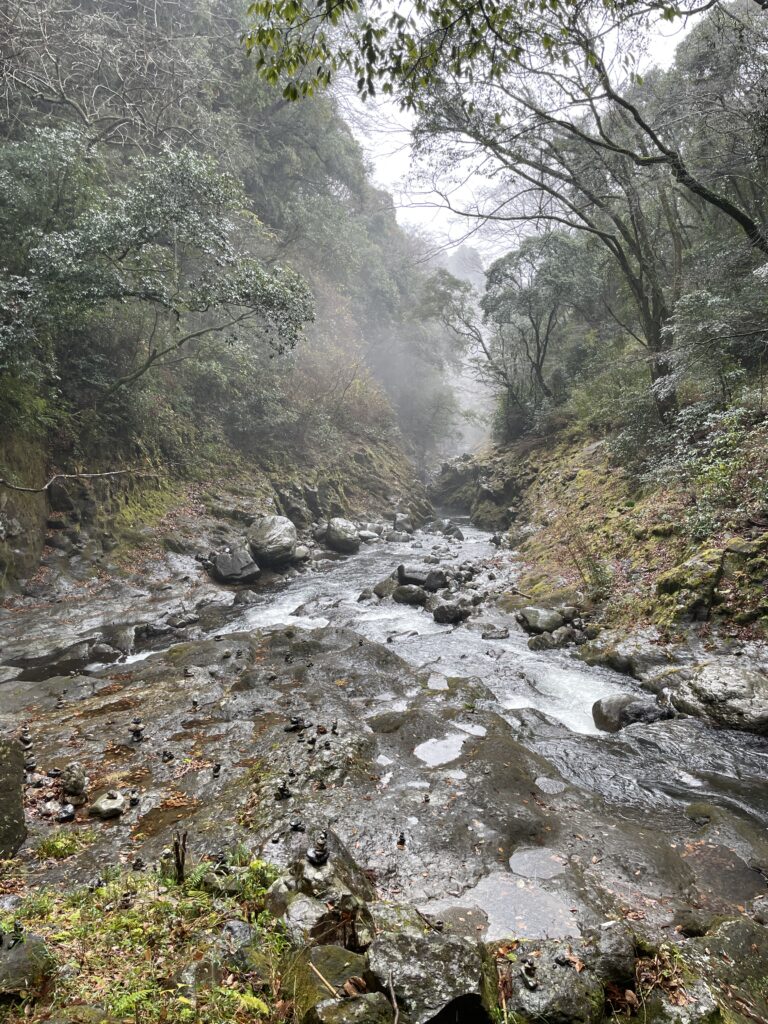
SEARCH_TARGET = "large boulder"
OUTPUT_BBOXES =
[248,515,298,567]
[670,662,768,733]
[326,518,361,555]
[656,551,723,621]
[281,894,373,950]
[0,739,25,857]
[209,546,261,585]
[433,601,471,625]
[284,945,376,1022]
[397,564,449,592]
[517,606,565,634]
[373,574,397,599]
[685,918,768,1021]
[368,931,494,1024]
[276,487,313,529]
[305,993,393,1024]
[432,518,465,541]
[392,513,414,534]
[592,695,673,733]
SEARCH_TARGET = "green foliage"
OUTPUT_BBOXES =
[244,0,693,105]
[0,0,461,472]
[0,863,285,1024]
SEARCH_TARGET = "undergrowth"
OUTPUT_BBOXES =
[0,859,289,1024]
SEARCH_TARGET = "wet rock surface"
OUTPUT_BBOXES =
[247,514,298,566]
[368,930,493,1024]
[326,518,361,555]
[1,513,767,1024]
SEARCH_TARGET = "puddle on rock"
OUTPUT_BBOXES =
[456,721,487,737]
[422,869,581,941]
[414,733,466,766]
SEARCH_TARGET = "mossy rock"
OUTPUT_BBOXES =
[304,992,395,1024]
[682,918,768,1024]
[655,550,724,620]
[283,945,370,1020]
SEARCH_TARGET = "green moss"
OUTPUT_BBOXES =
[35,829,98,861]
[112,482,179,532]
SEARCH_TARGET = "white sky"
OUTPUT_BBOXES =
[342,16,697,259]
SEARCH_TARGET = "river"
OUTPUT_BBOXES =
[1,517,766,942]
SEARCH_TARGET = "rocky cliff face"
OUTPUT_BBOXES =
[1,434,430,595]
[0,440,48,588]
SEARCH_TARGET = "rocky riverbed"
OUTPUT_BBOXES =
[1,506,767,1024]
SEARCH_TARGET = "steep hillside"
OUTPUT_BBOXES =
[432,415,768,637]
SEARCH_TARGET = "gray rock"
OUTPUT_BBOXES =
[433,601,471,624]
[61,762,87,800]
[397,564,429,586]
[384,531,410,543]
[210,546,262,584]
[283,893,373,951]
[592,694,673,733]
[527,633,559,651]
[517,607,565,634]
[248,515,298,567]
[285,944,372,1020]
[368,931,493,1024]
[88,790,126,820]
[432,518,465,541]
[550,626,578,647]
[358,531,380,544]
[373,574,397,599]
[481,626,510,640]
[290,831,375,903]
[392,585,428,607]
[499,939,603,1024]
[592,695,638,733]
[397,564,449,592]
[294,544,311,562]
[586,921,636,987]
[392,513,414,534]
[685,918,768,1021]
[0,934,51,996]
[326,518,361,555]
[671,662,768,733]
[0,740,25,858]
[559,606,579,622]
[360,522,385,536]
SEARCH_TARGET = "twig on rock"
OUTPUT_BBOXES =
[389,970,400,1024]
[309,962,339,999]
